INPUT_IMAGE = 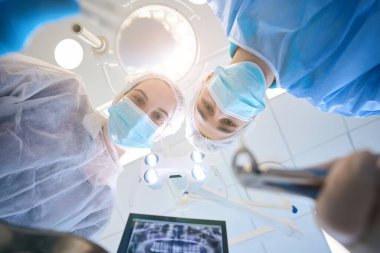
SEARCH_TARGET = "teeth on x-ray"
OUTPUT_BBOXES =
[128,222,223,253]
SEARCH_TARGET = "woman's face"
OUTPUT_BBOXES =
[194,85,248,140]
[193,74,248,140]
[116,78,177,128]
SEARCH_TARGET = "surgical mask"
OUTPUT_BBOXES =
[207,62,266,121]
[108,98,158,149]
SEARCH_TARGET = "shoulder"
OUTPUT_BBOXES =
[0,53,83,84]
[0,53,88,101]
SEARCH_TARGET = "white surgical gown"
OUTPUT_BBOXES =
[0,54,122,238]
[208,0,380,117]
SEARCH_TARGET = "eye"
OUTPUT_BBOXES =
[204,101,213,113]
[151,111,164,125]
[223,118,236,127]
[131,95,145,106]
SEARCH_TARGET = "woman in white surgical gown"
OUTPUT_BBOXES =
[0,54,184,238]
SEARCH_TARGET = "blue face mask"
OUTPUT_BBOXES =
[207,62,266,121]
[108,98,158,149]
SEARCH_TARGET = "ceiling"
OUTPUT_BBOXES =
[22,0,230,108]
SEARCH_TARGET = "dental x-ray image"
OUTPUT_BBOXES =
[117,214,228,253]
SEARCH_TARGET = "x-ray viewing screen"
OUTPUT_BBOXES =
[117,213,229,253]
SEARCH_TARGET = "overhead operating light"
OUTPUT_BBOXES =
[190,150,205,163]
[116,5,197,81]
[141,151,208,188]
[54,39,83,69]
[144,169,159,185]
[192,164,207,181]
[144,153,159,167]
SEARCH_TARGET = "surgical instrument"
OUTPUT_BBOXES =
[232,143,328,199]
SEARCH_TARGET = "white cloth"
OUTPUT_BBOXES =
[0,54,122,238]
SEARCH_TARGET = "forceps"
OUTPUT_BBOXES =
[232,142,328,199]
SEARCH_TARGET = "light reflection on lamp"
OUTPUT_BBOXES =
[191,150,205,163]
[145,153,159,167]
[144,169,159,185]
[116,5,197,81]
[192,165,207,181]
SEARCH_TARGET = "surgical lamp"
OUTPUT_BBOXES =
[116,4,198,81]
[72,23,109,54]
[141,151,207,188]
[68,4,198,82]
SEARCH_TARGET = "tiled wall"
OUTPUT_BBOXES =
[95,92,380,253]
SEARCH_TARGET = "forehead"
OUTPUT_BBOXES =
[132,78,177,112]
[133,78,168,89]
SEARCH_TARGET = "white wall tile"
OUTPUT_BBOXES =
[122,181,177,220]
[97,232,123,253]
[161,208,185,217]
[343,116,380,130]
[270,93,346,156]
[263,213,331,253]
[293,134,354,168]
[98,206,125,240]
[181,186,258,238]
[158,139,195,157]
[182,200,257,239]
[281,159,296,169]
[186,185,329,253]
[243,189,314,221]
[116,159,178,221]
[115,160,141,221]
[205,151,237,187]
[221,102,292,167]
[230,241,267,253]
[350,119,380,153]
[227,185,246,199]
[154,123,187,150]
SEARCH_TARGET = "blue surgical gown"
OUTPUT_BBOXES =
[208,0,380,117]
[0,54,122,238]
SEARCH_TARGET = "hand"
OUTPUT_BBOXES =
[315,151,380,252]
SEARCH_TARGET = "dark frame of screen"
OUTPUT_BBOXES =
[117,213,229,253]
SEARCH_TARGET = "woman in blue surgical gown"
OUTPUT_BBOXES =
[207,0,380,117]
[0,54,184,238]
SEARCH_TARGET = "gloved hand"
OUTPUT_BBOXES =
[0,0,80,56]
[316,151,380,253]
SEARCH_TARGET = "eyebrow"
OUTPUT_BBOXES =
[134,89,148,101]
[201,98,215,116]
[158,108,169,118]
[217,126,235,134]
[197,104,208,121]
